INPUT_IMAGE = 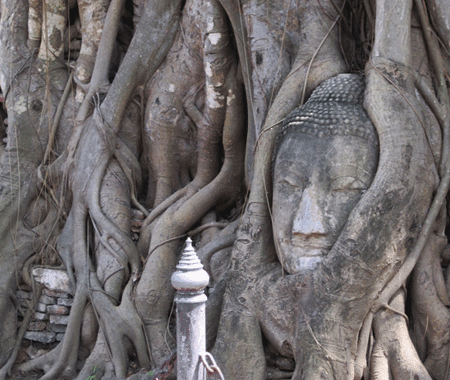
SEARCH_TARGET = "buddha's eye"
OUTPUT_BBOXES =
[331,176,367,192]
[276,173,305,190]
[278,178,300,190]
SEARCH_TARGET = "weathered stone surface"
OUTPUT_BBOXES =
[24,331,56,344]
[39,294,56,305]
[36,303,47,313]
[49,315,70,325]
[56,333,65,342]
[32,312,49,321]
[48,323,67,333]
[28,321,47,331]
[57,297,73,306]
[47,305,69,315]
[32,268,74,294]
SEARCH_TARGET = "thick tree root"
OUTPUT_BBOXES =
[412,233,450,380]
[142,0,208,207]
[88,275,151,378]
[371,289,431,380]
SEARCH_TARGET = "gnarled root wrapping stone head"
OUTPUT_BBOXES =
[272,73,378,275]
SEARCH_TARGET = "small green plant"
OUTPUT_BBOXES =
[86,366,99,380]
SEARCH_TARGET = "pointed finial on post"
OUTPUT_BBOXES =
[171,238,210,292]
[171,238,210,380]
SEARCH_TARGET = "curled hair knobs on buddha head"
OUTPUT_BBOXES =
[273,74,379,160]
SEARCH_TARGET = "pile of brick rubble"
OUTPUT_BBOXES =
[16,268,74,344]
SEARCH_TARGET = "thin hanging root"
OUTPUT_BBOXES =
[83,127,139,273]
[414,0,450,173]
[114,143,148,217]
[91,217,129,278]
[145,222,231,258]
[414,71,448,135]
[432,248,450,306]
[90,177,140,273]
[43,72,73,165]
[414,0,449,105]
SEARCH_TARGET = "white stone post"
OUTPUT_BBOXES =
[171,238,210,380]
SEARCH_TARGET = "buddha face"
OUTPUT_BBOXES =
[272,133,378,274]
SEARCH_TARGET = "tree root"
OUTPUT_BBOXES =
[371,289,432,380]
[411,233,450,380]
[76,0,109,86]
[89,275,151,378]
[75,0,125,122]
[0,286,42,380]
[142,0,208,207]
[198,232,236,276]
[18,344,63,374]
[20,111,140,379]
[74,330,112,380]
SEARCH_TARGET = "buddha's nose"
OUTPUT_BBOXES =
[292,187,327,237]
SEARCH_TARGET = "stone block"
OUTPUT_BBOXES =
[47,305,69,315]
[32,268,74,294]
[56,333,65,342]
[24,331,56,344]
[19,299,31,309]
[42,288,70,298]
[28,321,47,331]
[16,290,32,299]
[36,303,47,313]
[49,315,70,325]
[39,294,56,305]
[32,312,49,321]
[48,323,67,333]
[57,297,73,307]
[19,283,32,292]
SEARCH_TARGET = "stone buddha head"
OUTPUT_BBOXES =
[272,74,379,274]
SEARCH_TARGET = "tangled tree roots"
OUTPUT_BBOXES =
[0,0,450,379]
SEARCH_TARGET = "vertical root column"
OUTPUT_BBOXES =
[76,0,109,84]
[38,0,67,64]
